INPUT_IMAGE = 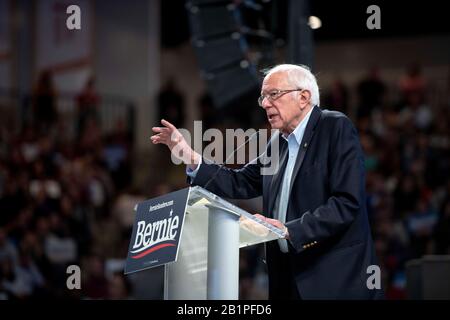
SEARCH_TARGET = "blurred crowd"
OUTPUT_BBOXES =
[353,65,450,299]
[0,72,135,299]
[1,63,449,299]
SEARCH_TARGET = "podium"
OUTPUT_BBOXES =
[164,186,284,300]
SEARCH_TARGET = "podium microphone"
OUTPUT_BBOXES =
[203,130,260,190]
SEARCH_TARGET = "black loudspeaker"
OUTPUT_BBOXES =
[205,63,258,108]
[187,1,260,109]
[406,255,450,299]
[188,4,242,39]
[193,35,248,72]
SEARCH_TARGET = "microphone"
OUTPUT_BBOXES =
[203,130,260,190]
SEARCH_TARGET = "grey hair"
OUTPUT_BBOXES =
[263,64,320,106]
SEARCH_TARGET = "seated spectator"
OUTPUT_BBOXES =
[357,67,386,118]
[107,272,132,299]
[433,194,450,254]
[82,254,108,299]
[157,79,185,128]
[398,63,427,110]
[32,71,58,135]
[324,77,349,115]
[406,199,439,258]
[76,76,101,137]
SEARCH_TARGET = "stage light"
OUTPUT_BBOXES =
[308,16,322,29]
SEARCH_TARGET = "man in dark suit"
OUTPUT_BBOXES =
[151,64,383,299]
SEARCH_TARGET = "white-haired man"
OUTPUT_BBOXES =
[151,64,383,299]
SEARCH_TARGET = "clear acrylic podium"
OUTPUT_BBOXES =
[164,186,284,300]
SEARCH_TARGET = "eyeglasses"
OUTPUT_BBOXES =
[258,89,304,107]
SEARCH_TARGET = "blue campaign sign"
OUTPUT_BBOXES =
[124,187,190,274]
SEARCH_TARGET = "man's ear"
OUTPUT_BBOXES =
[299,90,311,108]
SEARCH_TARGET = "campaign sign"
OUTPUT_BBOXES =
[124,187,190,274]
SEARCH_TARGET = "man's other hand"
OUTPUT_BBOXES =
[253,214,289,239]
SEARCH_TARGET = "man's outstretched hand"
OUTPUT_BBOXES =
[150,119,200,171]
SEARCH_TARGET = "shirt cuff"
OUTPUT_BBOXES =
[186,157,202,179]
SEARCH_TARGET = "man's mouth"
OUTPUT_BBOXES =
[268,114,278,121]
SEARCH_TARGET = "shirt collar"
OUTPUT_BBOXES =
[282,107,314,144]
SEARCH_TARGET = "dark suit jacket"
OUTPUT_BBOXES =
[190,106,384,299]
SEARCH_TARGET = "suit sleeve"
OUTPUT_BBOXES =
[189,157,263,199]
[286,116,366,253]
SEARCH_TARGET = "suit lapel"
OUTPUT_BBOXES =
[267,135,288,215]
[288,105,322,192]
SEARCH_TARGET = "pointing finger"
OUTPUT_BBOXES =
[161,119,177,131]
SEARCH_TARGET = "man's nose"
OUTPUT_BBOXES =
[261,97,272,109]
